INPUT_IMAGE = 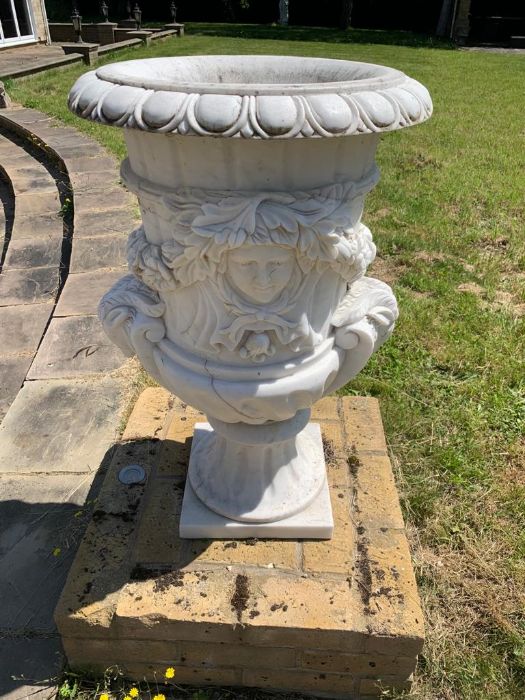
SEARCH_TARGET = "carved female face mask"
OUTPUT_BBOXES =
[225,244,296,305]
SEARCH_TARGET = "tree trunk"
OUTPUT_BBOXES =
[339,0,353,30]
[436,0,455,36]
[222,0,236,22]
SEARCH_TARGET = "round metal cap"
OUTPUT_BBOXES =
[118,464,146,485]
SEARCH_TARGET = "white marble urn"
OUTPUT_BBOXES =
[69,55,432,538]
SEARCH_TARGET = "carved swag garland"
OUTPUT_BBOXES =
[101,171,397,362]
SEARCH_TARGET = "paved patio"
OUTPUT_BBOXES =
[0,43,84,81]
[0,28,180,81]
[0,105,137,700]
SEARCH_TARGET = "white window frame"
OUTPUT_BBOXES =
[0,0,36,46]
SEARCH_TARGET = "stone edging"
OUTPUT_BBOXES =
[0,107,134,390]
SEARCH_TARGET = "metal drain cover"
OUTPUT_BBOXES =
[118,464,146,485]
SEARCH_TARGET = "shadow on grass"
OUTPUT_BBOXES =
[185,22,456,49]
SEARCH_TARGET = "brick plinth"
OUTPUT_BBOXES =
[55,390,424,699]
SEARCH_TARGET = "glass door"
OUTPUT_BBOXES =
[0,0,35,46]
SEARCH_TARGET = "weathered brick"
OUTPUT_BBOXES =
[243,668,356,695]
[366,634,424,658]
[133,479,185,563]
[240,573,366,652]
[359,529,424,643]
[303,485,354,574]
[157,404,204,477]
[115,663,240,686]
[157,432,191,479]
[341,397,388,453]
[299,649,416,677]
[186,537,299,570]
[63,637,180,665]
[321,420,348,459]
[311,396,340,421]
[121,387,172,440]
[353,454,405,530]
[180,641,296,670]
[325,457,352,489]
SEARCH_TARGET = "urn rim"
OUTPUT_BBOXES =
[68,54,432,139]
[95,55,405,95]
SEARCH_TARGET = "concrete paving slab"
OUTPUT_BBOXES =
[13,213,63,240]
[27,315,125,379]
[70,233,127,272]
[0,472,96,631]
[0,107,54,126]
[55,269,123,317]
[69,170,119,193]
[0,267,60,306]
[74,187,131,215]
[6,165,52,180]
[0,49,81,81]
[66,156,117,174]
[0,355,33,423]
[74,208,138,237]
[0,376,124,474]
[0,637,62,700]
[15,190,60,217]
[3,236,63,270]
[0,149,30,165]
[20,127,100,150]
[0,302,53,355]
[10,175,57,196]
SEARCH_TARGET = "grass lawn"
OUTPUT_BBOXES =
[8,25,525,700]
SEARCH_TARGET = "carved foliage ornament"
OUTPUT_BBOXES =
[127,171,379,294]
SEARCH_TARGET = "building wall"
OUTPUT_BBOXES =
[30,0,50,42]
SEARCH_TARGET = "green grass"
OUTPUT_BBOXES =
[9,27,525,700]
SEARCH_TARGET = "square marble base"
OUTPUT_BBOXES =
[180,423,334,539]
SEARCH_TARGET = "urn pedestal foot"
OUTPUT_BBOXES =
[180,423,334,539]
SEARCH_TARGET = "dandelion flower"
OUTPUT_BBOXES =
[129,690,139,698]
[99,694,110,700]
[164,667,176,679]
[123,696,131,700]
[153,694,166,700]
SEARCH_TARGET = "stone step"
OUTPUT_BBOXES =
[0,107,134,700]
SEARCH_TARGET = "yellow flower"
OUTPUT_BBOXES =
[99,694,110,700]
[128,690,139,699]
[153,694,165,700]
[164,667,176,679]
[124,696,132,700]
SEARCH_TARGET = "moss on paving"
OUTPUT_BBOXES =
[11,26,525,700]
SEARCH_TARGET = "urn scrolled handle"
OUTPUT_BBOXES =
[327,276,399,393]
